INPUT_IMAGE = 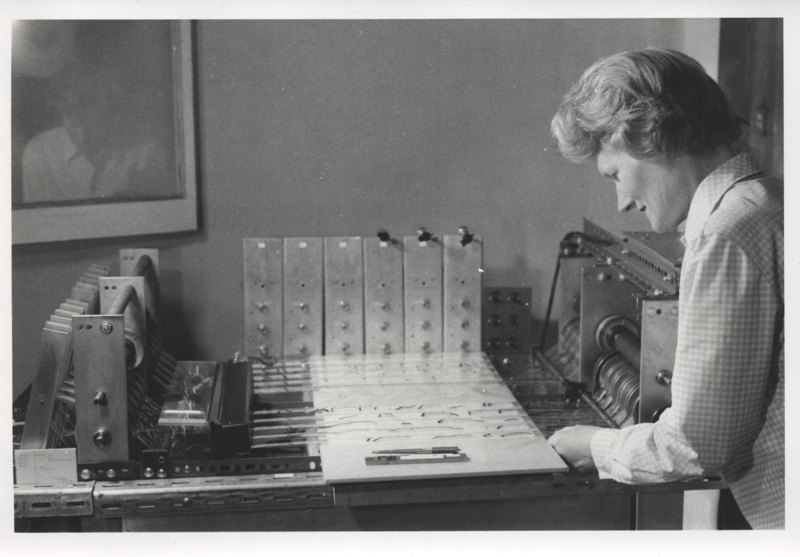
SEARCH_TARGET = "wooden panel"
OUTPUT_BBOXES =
[323,237,364,356]
[243,238,284,359]
[312,353,568,483]
[443,235,482,353]
[283,238,323,357]
[403,237,443,354]
[363,238,404,355]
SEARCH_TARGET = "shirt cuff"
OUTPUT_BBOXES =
[591,428,620,479]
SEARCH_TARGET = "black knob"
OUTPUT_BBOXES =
[417,227,433,242]
[458,226,474,246]
[93,429,112,448]
[377,229,391,242]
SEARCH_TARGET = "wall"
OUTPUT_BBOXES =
[11,19,719,399]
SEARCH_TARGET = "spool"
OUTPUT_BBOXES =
[594,350,640,421]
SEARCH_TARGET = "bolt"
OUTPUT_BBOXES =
[106,468,117,479]
[80,469,92,481]
[339,300,349,310]
[258,323,268,334]
[461,340,470,351]
[382,343,392,354]
[144,467,155,478]
[100,321,113,334]
[646,308,657,317]
[157,469,168,479]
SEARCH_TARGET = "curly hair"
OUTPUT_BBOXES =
[550,49,747,163]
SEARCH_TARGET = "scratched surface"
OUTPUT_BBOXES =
[295,352,568,483]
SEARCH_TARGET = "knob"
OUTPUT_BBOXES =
[458,226,474,246]
[144,467,155,478]
[382,343,392,354]
[258,323,268,335]
[417,228,433,242]
[106,468,117,479]
[93,429,112,447]
[656,370,673,387]
[339,300,349,310]
[420,320,431,330]
[377,229,391,242]
[93,391,108,406]
[421,342,431,353]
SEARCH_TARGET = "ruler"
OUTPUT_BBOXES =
[365,453,469,466]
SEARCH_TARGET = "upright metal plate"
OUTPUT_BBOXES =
[119,249,161,322]
[403,237,443,354]
[243,238,284,359]
[443,235,482,353]
[20,327,73,450]
[579,265,640,389]
[363,238,404,355]
[120,248,160,278]
[72,314,130,464]
[324,237,364,356]
[283,238,324,357]
[639,297,677,423]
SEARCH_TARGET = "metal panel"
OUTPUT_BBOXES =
[20,327,73,449]
[363,238,404,355]
[283,238,324,357]
[72,314,130,464]
[639,297,677,423]
[403,236,443,354]
[323,237,364,356]
[119,249,161,323]
[120,248,160,278]
[243,238,284,359]
[443,235,482,353]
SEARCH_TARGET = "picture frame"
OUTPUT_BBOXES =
[10,20,198,245]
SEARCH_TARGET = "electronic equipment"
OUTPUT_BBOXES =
[537,219,685,428]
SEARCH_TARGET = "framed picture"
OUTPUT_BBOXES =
[11,20,198,245]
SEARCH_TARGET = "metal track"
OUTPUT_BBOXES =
[92,472,331,517]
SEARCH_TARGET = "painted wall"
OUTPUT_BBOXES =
[11,19,720,399]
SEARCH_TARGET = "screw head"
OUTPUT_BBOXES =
[100,322,113,334]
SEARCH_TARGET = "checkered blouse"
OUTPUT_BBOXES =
[590,154,784,529]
